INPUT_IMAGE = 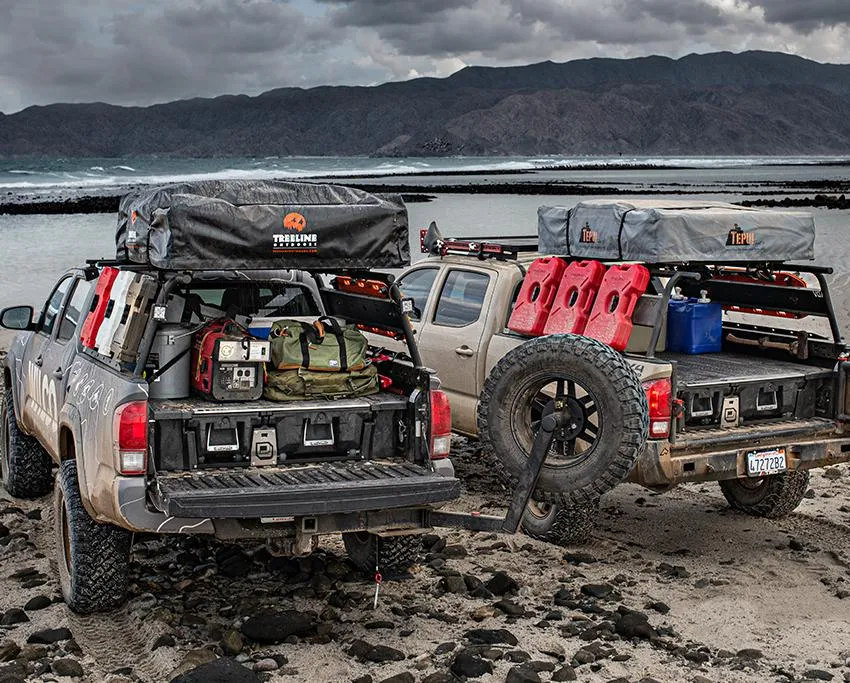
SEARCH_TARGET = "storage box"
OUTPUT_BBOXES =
[667,298,722,354]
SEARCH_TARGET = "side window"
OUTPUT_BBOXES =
[433,270,490,327]
[58,279,94,342]
[40,277,73,337]
[397,268,438,322]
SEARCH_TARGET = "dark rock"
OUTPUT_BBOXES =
[378,674,414,683]
[638,678,662,683]
[0,641,20,662]
[169,658,261,683]
[352,677,373,683]
[442,544,467,558]
[804,671,834,681]
[215,546,254,578]
[563,552,597,565]
[804,488,816,499]
[736,648,763,659]
[442,575,468,594]
[220,629,243,656]
[485,571,518,596]
[27,628,72,644]
[789,538,805,551]
[494,599,525,616]
[684,650,710,663]
[435,642,456,655]
[52,659,84,678]
[153,633,177,650]
[347,640,405,663]
[364,620,395,630]
[580,584,615,600]
[553,587,575,606]
[25,509,41,520]
[552,665,578,681]
[464,628,518,646]
[614,609,656,640]
[0,523,7,538]
[657,563,690,579]
[451,651,492,678]
[241,611,313,644]
[0,609,28,626]
[23,595,51,611]
[422,674,454,683]
[646,601,670,614]
[506,666,541,683]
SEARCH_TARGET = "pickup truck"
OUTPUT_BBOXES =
[383,232,850,543]
[0,265,459,613]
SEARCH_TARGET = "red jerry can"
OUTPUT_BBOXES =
[543,260,607,335]
[507,257,567,336]
[80,266,119,349]
[584,264,650,351]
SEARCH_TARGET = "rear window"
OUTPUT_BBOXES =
[434,270,490,327]
[181,283,318,320]
[398,268,438,322]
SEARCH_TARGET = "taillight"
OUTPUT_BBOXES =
[643,378,672,439]
[113,400,149,475]
[429,390,452,459]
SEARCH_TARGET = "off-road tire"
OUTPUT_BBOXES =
[477,334,648,506]
[1,388,54,498]
[521,499,599,546]
[719,470,810,518]
[343,532,420,574]
[54,459,132,613]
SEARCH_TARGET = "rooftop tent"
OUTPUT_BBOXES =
[115,180,409,270]
[538,199,815,264]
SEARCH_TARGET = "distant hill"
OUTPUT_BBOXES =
[2,50,850,157]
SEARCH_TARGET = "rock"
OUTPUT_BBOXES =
[736,648,763,659]
[485,571,518,596]
[52,659,85,678]
[241,611,313,644]
[378,674,414,683]
[252,658,279,672]
[0,609,28,626]
[464,628,519,646]
[23,595,51,611]
[451,650,493,678]
[215,546,254,578]
[352,676,373,683]
[804,671,834,681]
[684,650,710,664]
[422,674,454,683]
[364,620,395,630]
[442,575,468,594]
[25,509,42,520]
[347,640,405,663]
[0,522,8,538]
[168,658,261,683]
[506,666,541,683]
[169,649,218,679]
[435,642,456,655]
[563,552,597,565]
[0,641,20,662]
[789,538,805,551]
[638,678,662,683]
[494,599,525,616]
[19,645,47,661]
[614,609,656,640]
[27,628,73,644]
[443,544,467,558]
[552,666,578,681]
[646,601,670,614]
[220,629,243,656]
[657,563,690,579]
[152,633,177,650]
[580,583,615,599]
[804,488,816,499]
[823,468,843,480]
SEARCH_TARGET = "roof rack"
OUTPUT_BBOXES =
[419,229,538,261]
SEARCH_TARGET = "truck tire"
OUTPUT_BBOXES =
[1,388,54,498]
[343,532,420,574]
[478,334,647,506]
[718,471,810,518]
[521,499,598,546]
[54,459,132,613]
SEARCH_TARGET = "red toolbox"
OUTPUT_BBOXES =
[544,260,606,335]
[507,257,567,336]
[192,320,270,401]
[584,264,650,351]
[80,266,119,349]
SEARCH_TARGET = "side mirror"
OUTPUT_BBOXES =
[0,306,35,331]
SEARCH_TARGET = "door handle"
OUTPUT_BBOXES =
[34,356,43,367]
[52,368,64,380]
[455,346,474,357]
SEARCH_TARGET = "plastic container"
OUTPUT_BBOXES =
[543,260,606,335]
[508,257,567,336]
[147,324,192,399]
[666,290,722,354]
[583,263,650,351]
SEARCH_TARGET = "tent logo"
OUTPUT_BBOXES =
[579,221,598,244]
[727,223,755,246]
[283,212,306,232]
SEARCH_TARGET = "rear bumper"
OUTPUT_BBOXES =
[630,420,850,487]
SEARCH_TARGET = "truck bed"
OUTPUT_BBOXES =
[658,352,833,389]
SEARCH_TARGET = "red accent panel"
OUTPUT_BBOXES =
[507,257,567,336]
[543,260,607,335]
[80,266,119,349]
[714,270,807,319]
[584,264,650,351]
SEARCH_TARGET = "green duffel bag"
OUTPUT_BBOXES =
[269,316,368,372]
[264,364,379,401]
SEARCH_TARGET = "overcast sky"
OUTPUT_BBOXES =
[1,0,848,113]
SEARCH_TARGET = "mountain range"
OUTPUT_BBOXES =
[2,50,850,157]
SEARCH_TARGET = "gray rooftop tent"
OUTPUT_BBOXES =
[537,199,815,263]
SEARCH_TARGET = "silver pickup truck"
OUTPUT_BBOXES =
[379,232,850,543]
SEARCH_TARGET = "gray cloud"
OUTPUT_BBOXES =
[0,0,848,113]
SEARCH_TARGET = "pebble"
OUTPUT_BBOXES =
[614,608,656,640]
[804,670,834,681]
[0,640,21,662]
[252,658,279,672]
[51,658,85,678]
[170,658,262,683]
[552,666,578,681]
[464,628,518,646]
[494,599,525,616]
[646,601,670,614]
[27,628,73,644]
[378,674,414,683]
[23,595,51,611]
[241,611,313,644]
[0,609,28,626]
[220,630,243,656]
[581,583,615,599]
[485,571,518,596]
[347,639,405,663]
[451,650,493,678]
[736,648,763,659]
[506,666,541,683]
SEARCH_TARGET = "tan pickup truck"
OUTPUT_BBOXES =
[374,232,850,544]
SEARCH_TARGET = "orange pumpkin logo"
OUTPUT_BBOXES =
[283,212,306,232]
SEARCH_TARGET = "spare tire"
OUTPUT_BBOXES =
[477,334,647,506]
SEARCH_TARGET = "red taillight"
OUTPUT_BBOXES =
[113,400,148,475]
[643,378,672,439]
[429,390,452,459]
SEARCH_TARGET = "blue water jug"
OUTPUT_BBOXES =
[666,289,722,354]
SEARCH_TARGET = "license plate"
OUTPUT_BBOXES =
[745,447,787,476]
[260,516,294,524]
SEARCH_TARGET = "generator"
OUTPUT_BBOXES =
[191,320,270,401]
